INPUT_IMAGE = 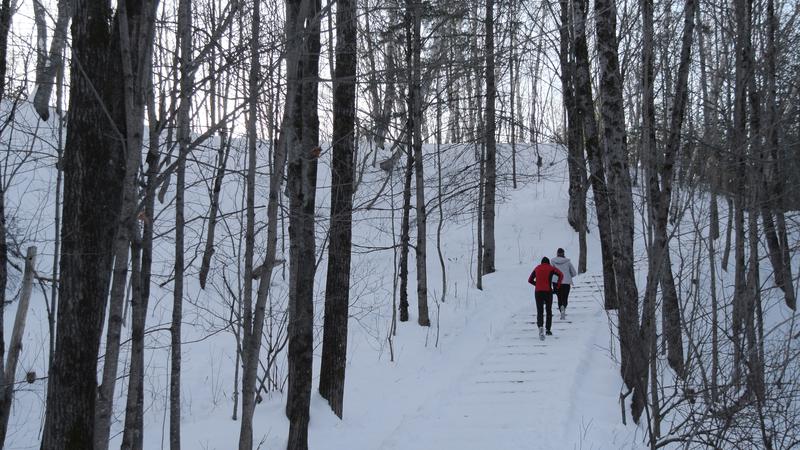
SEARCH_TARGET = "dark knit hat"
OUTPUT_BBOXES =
[541,257,550,264]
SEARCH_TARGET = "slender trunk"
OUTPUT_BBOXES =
[0,190,6,449]
[709,213,719,401]
[410,0,429,326]
[319,0,357,417]
[559,0,588,274]
[121,98,160,450]
[49,59,64,369]
[644,0,696,384]
[722,197,733,271]
[285,0,321,446]
[510,10,517,189]
[171,0,193,446]
[0,247,36,445]
[731,0,750,385]
[238,1,261,446]
[595,0,644,422]
[0,1,15,447]
[477,139,485,291]
[199,133,231,290]
[399,145,413,322]
[482,0,496,276]
[572,0,617,311]
[95,3,157,447]
[32,0,71,121]
[436,82,446,303]
[763,0,795,309]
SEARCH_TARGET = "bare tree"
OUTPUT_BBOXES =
[284,0,321,447]
[0,0,14,445]
[41,0,127,445]
[94,2,159,448]
[409,0,430,326]
[170,0,194,447]
[319,0,357,417]
[594,0,646,422]
[0,247,35,445]
[557,0,588,274]
[481,0,496,276]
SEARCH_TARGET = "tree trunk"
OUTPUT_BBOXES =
[399,146,413,322]
[558,0,588,274]
[510,6,517,189]
[238,1,262,446]
[94,2,157,447]
[239,65,288,450]
[120,94,161,450]
[642,0,696,389]
[409,0,430,326]
[32,0,71,121]
[571,0,617,311]
[482,0,496,276]
[594,0,645,422]
[171,0,193,446]
[319,0,357,417]
[0,1,14,447]
[435,81,446,303]
[763,0,795,310]
[0,247,36,445]
[285,0,321,447]
[199,132,231,290]
[731,0,751,385]
[41,0,126,445]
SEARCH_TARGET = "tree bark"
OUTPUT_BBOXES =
[94,2,158,447]
[32,0,72,121]
[410,0,430,326]
[171,0,193,446]
[571,0,617,311]
[40,0,126,445]
[594,0,645,422]
[399,145,413,322]
[558,0,588,274]
[238,1,262,446]
[319,0,357,418]
[641,0,696,391]
[285,0,321,447]
[762,0,795,310]
[731,0,751,385]
[482,0,496,276]
[0,1,14,446]
[120,91,160,450]
[199,132,231,290]
[0,247,36,445]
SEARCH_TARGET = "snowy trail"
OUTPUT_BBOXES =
[380,273,606,450]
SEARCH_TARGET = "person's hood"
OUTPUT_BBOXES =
[551,256,571,265]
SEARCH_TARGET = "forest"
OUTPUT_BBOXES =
[0,0,798,448]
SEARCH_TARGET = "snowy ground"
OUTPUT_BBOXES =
[154,145,641,450]
[4,134,646,449]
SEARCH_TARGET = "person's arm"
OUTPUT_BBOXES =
[570,262,577,278]
[554,267,564,290]
[528,269,536,285]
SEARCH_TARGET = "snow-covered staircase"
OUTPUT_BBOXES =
[380,274,607,449]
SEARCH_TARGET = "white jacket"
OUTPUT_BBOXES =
[551,256,577,285]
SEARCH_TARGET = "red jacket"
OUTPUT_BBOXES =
[528,263,563,292]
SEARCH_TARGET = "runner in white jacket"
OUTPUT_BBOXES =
[551,248,578,320]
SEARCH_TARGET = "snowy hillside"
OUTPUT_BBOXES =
[3,132,649,449]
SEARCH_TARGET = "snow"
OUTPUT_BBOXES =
[3,116,645,449]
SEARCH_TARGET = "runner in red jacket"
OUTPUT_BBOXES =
[528,257,563,340]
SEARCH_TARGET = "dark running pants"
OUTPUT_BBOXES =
[553,283,572,309]
[535,291,553,331]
